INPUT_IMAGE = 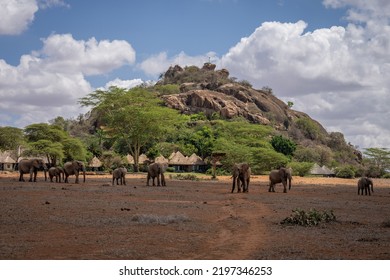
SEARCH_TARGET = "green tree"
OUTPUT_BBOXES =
[363,148,390,177]
[23,123,87,165]
[80,86,183,171]
[0,127,24,151]
[27,140,64,165]
[270,135,296,157]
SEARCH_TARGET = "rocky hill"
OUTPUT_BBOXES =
[156,63,362,165]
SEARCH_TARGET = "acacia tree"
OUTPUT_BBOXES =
[363,148,390,177]
[24,123,86,165]
[80,87,182,171]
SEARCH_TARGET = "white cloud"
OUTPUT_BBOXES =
[216,3,390,149]
[40,34,136,75]
[0,34,136,127]
[38,0,69,9]
[139,51,219,77]
[0,0,38,35]
[102,78,144,90]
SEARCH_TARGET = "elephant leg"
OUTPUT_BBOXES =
[123,176,126,185]
[237,178,241,193]
[152,177,156,186]
[231,177,236,193]
[146,174,150,186]
[33,170,38,182]
[75,172,79,184]
[19,172,24,182]
[29,168,34,182]
[157,174,161,186]
[245,178,250,192]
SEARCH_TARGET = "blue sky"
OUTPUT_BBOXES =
[1,0,390,150]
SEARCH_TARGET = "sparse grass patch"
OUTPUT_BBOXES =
[172,174,200,181]
[131,214,191,225]
[281,208,336,226]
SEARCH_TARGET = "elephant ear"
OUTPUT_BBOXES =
[279,168,286,178]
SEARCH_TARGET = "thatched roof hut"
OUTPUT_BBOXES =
[89,156,102,168]
[309,163,335,177]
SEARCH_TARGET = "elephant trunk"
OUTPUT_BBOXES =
[288,176,292,190]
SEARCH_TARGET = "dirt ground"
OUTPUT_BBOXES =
[0,171,389,260]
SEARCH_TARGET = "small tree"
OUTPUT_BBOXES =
[271,135,296,158]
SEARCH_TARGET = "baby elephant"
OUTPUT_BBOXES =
[112,167,127,186]
[357,177,374,195]
[48,166,65,183]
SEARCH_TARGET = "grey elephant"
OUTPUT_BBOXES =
[63,160,86,183]
[357,177,374,196]
[18,158,47,182]
[147,162,166,186]
[269,167,292,193]
[112,167,127,186]
[231,163,251,193]
[48,166,65,183]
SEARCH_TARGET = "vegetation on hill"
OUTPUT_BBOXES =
[1,63,389,177]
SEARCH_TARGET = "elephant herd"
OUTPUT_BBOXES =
[17,158,374,196]
[16,158,167,187]
[18,158,85,184]
[232,162,374,196]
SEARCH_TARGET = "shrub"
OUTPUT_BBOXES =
[271,135,296,157]
[288,162,313,177]
[131,214,190,225]
[173,174,199,181]
[281,208,336,226]
[165,167,175,173]
[335,165,355,178]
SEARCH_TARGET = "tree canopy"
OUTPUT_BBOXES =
[80,86,183,171]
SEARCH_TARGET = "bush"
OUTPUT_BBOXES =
[165,167,175,173]
[271,135,296,157]
[281,208,336,226]
[335,165,355,178]
[288,162,313,177]
[172,174,199,181]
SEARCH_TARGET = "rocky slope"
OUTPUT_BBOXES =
[157,63,362,164]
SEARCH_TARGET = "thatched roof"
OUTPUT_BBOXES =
[155,155,169,164]
[88,156,102,168]
[126,154,149,164]
[0,152,16,164]
[187,153,206,165]
[168,151,189,165]
[168,151,206,166]
[310,163,335,175]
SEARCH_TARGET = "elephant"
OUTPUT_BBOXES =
[269,167,292,193]
[231,163,251,193]
[18,158,47,182]
[48,166,65,183]
[147,162,166,186]
[112,167,127,186]
[63,160,86,183]
[357,177,374,196]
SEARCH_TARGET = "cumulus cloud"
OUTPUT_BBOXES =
[139,51,219,77]
[101,78,144,90]
[215,1,390,149]
[0,34,136,127]
[0,0,38,35]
